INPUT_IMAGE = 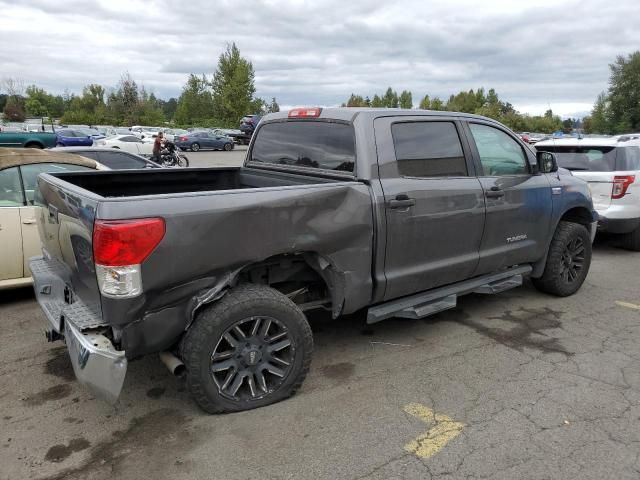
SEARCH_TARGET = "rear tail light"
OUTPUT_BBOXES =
[612,175,635,199]
[179,136,188,141]
[93,218,165,298]
[288,107,322,118]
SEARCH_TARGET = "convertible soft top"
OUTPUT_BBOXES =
[0,148,97,170]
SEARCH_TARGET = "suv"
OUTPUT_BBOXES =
[240,115,261,134]
[536,136,640,250]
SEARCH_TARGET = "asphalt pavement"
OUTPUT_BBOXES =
[2,153,640,479]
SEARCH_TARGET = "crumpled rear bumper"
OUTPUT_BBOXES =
[64,321,127,404]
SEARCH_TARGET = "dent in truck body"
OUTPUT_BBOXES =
[95,182,374,358]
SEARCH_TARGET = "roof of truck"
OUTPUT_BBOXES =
[262,107,499,123]
[0,148,98,170]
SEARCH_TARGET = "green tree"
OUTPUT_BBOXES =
[607,51,640,132]
[371,94,384,108]
[398,90,412,109]
[211,43,256,127]
[25,85,50,117]
[589,92,610,133]
[3,97,26,122]
[430,97,444,110]
[174,74,215,126]
[418,95,430,109]
[383,87,398,108]
[268,97,280,113]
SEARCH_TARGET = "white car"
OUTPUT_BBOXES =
[536,136,640,250]
[130,126,162,139]
[163,128,188,142]
[95,134,155,156]
[0,149,101,289]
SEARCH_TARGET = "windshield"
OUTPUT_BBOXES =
[250,121,355,173]
[535,145,617,171]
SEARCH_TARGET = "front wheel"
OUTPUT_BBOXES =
[223,143,233,151]
[532,221,592,296]
[177,155,189,167]
[182,284,313,413]
[190,143,200,152]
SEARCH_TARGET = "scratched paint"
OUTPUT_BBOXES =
[615,301,640,311]
[403,403,464,459]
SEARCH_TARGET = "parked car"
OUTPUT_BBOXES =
[175,131,234,152]
[50,147,162,169]
[94,134,155,156]
[115,127,132,135]
[163,129,188,142]
[131,126,162,139]
[536,136,640,250]
[0,149,99,289]
[30,108,595,412]
[77,128,106,141]
[55,129,94,147]
[0,131,57,149]
[240,115,261,134]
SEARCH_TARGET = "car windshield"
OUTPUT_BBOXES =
[535,145,618,171]
[250,121,356,173]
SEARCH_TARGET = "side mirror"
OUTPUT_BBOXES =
[537,151,558,173]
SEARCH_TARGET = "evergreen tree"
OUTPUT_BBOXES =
[399,90,413,109]
[418,95,430,110]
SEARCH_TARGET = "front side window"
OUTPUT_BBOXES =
[251,121,355,173]
[391,121,468,177]
[469,123,528,176]
[0,167,24,206]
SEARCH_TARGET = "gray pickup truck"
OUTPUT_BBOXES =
[30,108,596,413]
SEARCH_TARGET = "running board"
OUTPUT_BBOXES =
[367,265,531,324]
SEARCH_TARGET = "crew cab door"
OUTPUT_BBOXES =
[463,121,553,273]
[375,117,486,301]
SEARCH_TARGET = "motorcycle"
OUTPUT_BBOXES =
[159,141,189,167]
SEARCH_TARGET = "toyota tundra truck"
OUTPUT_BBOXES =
[30,108,596,413]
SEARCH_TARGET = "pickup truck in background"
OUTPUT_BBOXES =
[0,131,57,149]
[30,108,596,413]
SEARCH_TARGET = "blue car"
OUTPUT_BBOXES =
[174,131,234,152]
[55,129,94,147]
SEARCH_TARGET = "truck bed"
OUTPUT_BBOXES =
[49,167,341,198]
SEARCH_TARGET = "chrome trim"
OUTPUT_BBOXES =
[64,321,127,404]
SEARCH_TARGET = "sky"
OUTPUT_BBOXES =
[1,0,638,119]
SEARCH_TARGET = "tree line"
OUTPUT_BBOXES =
[0,43,278,128]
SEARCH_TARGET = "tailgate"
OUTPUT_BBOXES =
[571,171,613,211]
[33,173,103,330]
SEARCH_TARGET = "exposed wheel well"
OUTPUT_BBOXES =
[24,142,44,149]
[236,253,334,314]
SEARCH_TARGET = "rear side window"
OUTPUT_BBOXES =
[97,152,148,169]
[535,145,617,172]
[251,121,355,173]
[391,122,467,177]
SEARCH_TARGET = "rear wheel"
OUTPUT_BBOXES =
[532,221,592,296]
[190,143,200,152]
[25,142,43,149]
[182,284,313,413]
[620,226,640,251]
[223,143,233,151]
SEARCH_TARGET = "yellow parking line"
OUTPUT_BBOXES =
[616,301,640,311]
[403,403,464,459]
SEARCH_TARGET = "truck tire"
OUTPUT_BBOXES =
[182,284,313,413]
[532,221,592,297]
[25,142,44,149]
[620,226,640,251]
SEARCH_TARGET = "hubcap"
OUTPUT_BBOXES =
[210,316,294,401]
[560,237,585,283]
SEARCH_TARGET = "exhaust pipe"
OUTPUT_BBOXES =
[159,351,186,377]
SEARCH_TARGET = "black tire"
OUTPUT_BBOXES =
[25,142,43,149]
[190,143,200,152]
[618,226,640,251]
[178,155,189,167]
[182,284,313,413]
[223,143,233,151]
[532,221,592,296]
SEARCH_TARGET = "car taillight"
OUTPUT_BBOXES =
[179,136,188,141]
[93,218,165,298]
[612,175,635,199]
[288,107,322,118]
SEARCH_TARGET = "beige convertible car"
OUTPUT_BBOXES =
[0,149,99,290]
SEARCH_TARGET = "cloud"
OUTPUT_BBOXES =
[0,0,638,117]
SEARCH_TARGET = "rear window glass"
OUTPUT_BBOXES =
[535,145,617,171]
[250,121,355,173]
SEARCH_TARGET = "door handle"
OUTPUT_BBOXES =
[22,219,37,225]
[387,194,416,209]
[485,187,505,199]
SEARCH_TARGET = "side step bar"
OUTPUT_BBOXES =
[367,265,532,324]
